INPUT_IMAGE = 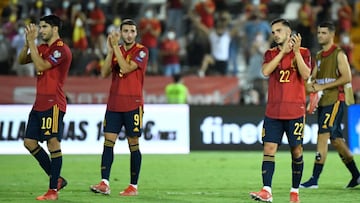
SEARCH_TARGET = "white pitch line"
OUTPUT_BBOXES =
[165,191,220,195]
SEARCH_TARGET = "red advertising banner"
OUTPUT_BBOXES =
[0,75,240,105]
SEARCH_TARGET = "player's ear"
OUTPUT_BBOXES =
[53,25,59,33]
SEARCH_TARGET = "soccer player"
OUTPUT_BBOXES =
[18,15,72,200]
[300,21,360,189]
[249,18,311,203]
[90,19,148,196]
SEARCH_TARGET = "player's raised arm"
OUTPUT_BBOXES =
[18,25,32,64]
[291,33,311,80]
[101,34,114,78]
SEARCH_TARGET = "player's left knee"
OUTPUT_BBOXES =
[47,137,60,151]
[24,139,37,151]
[291,146,303,157]
[330,138,345,148]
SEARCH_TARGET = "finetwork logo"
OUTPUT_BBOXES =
[200,116,321,145]
[200,116,262,145]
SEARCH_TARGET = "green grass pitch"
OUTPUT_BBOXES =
[0,151,359,203]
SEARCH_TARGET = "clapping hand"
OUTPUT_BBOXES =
[290,33,302,53]
[109,30,121,47]
[281,36,293,54]
[25,23,38,43]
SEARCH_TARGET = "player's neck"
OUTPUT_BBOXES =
[46,36,60,46]
[322,42,334,52]
[124,42,135,50]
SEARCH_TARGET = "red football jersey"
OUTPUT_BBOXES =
[88,8,105,36]
[33,39,72,112]
[139,19,161,48]
[263,47,311,119]
[195,0,215,28]
[160,39,180,64]
[107,43,149,112]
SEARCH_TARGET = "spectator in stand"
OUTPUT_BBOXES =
[1,11,18,42]
[297,0,316,54]
[185,16,211,73]
[106,15,121,35]
[166,0,185,38]
[86,0,106,55]
[160,28,181,76]
[0,28,14,75]
[1,0,23,21]
[139,7,162,75]
[298,0,316,33]
[243,11,271,65]
[54,0,73,46]
[28,0,51,22]
[227,12,246,76]
[247,31,269,104]
[339,31,354,71]
[193,0,216,29]
[191,10,241,77]
[70,3,88,75]
[71,3,87,51]
[337,0,353,33]
[312,0,332,26]
[1,0,23,42]
[244,0,268,20]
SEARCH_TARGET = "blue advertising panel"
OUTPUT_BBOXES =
[348,104,360,154]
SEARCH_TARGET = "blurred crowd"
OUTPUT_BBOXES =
[1,0,360,105]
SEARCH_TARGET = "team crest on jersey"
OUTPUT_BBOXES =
[136,50,146,62]
[139,50,146,58]
[317,59,321,70]
[53,50,61,58]
[50,50,61,63]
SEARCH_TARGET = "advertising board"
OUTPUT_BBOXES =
[0,104,190,154]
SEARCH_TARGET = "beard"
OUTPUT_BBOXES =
[41,33,51,43]
[275,41,284,47]
[122,34,136,46]
[273,38,283,46]
[124,41,134,46]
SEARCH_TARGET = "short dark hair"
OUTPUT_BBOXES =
[271,18,291,29]
[120,19,137,30]
[318,21,336,32]
[40,14,62,29]
[173,73,182,83]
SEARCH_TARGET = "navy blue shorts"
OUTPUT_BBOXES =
[262,116,305,147]
[25,105,65,142]
[103,107,143,137]
[317,101,344,140]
